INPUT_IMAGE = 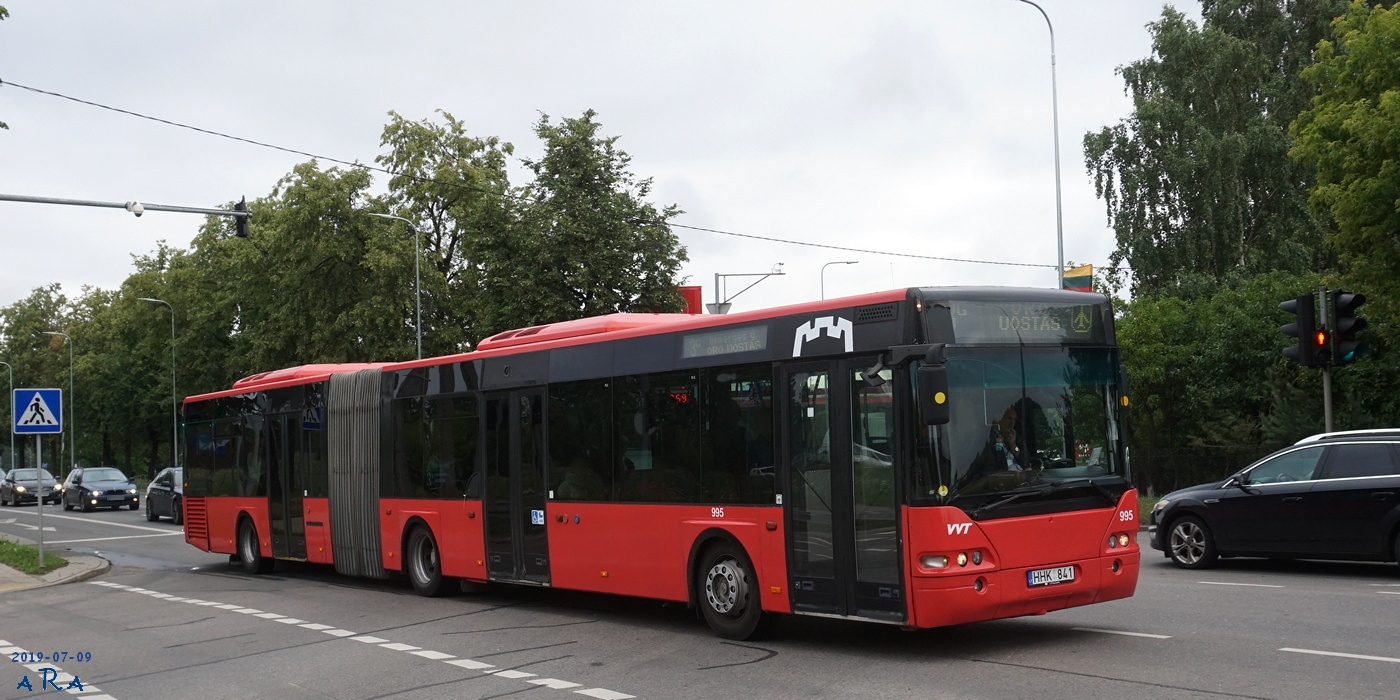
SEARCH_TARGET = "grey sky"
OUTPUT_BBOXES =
[0,1,1188,313]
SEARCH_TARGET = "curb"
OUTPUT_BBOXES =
[0,532,111,591]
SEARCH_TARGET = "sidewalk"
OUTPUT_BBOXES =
[0,532,109,593]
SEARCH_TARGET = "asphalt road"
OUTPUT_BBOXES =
[1,507,1397,700]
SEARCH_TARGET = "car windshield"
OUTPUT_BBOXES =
[84,468,128,482]
[912,346,1128,508]
[10,469,55,481]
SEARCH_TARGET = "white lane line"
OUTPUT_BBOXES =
[575,689,636,700]
[5,509,174,533]
[90,583,644,700]
[47,532,185,544]
[1379,592,1400,596]
[1280,647,1400,664]
[197,601,224,607]
[446,659,495,671]
[1071,627,1173,639]
[1199,581,1285,588]
[530,679,583,690]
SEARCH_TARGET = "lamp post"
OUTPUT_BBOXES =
[708,264,786,314]
[1015,0,1066,290]
[821,261,859,300]
[0,360,13,475]
[138,298,178,471]
[40,331,74,473]
[366,212,422,359]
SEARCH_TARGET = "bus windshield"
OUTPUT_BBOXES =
[921,346,1126,506]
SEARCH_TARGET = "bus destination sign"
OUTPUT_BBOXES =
[681,326,768,359]
[949,301,1106,345]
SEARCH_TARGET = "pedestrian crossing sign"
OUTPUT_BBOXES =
[14,388,62,434]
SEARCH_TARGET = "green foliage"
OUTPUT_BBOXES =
[474,110,688,336]
[0,538,68,575]
[0,109,687,476]
[1291,1,1400,350]
[1084,1,1342,298]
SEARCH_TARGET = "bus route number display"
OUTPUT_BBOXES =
[949,301,1106,345]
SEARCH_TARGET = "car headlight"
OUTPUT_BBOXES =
[128,488,138,494]
[14,485,25,493]
[1152,498,1171,512]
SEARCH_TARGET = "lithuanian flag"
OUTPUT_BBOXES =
[1063,264,1093,292]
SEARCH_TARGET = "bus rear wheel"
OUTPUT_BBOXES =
[696,541,771,640]
[238,519,274,575]
[406,526,448,597]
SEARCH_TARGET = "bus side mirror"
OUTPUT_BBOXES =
[918,364,950,426]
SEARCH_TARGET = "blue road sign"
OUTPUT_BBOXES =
[14,388,63,434]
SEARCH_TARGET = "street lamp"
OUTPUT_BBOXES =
[708,264,786,315]
[821,261,859,300]
[138,298,178,472]
[366,212,422,359]
[40,331,74,473]
[0,360,14,475]
[1015,0,1066,290]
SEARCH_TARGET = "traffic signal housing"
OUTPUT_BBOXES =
[233,196,250,238]
[1331,291,1367,365]
[1281,293,1321,367]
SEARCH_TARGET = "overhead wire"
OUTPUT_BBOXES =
[3,78,1111,271]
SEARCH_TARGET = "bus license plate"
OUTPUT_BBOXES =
[1027,566,1075,587]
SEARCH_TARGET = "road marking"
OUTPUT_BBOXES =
[88,582,640,700]
[4,509,174,533]
[446,659,494,671]
[576,689,636,700]
[46,532,184,544]
[530,679,583,690]
[1199,581,1285,588]
[1280,648,1400,664]
[1379,592,1400,596]
[1071,627,1172,639]
[410,650,455,660]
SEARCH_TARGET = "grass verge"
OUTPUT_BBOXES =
[1138,496,1159,525]
[0,539,69,575]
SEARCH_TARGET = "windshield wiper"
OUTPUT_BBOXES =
[970,484,1055,519]
[968,478,1122,519]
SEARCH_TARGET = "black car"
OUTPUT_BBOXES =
[1149,430,1400,568]
[1,468,61,506]
[61,467,140,511]
[145,467,183,524]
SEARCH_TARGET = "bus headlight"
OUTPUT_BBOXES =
[921,555,949,569]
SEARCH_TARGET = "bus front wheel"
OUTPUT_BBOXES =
[696,540,771,640]
[238,519,274,575]
[406,526,448,597]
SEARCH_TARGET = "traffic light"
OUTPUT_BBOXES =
[1281,293,1320,367]
[1331,291,1367,365]
[233,196,250,238]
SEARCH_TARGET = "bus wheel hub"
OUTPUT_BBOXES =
[705,559,745,615]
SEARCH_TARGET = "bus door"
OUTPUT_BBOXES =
[482,388,550,585]
[784,358,904,622]
[267,413,307,560]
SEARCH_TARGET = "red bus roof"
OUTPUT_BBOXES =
[184,288,912,403]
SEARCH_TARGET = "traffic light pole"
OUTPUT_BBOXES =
[1322,365,1334,433]
[1319,286,1333,433]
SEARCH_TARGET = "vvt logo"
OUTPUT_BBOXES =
[792,316,854,357]
[947,523,971,535]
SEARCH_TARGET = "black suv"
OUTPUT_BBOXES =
[1149,430,1400,569]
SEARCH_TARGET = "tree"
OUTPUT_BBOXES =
[375,110,515,354]
[1291,1,1400,347]
[474,110,687,336]
[1084,1,1344,298]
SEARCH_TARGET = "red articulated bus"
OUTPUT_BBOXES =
[180,287,1139,638]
